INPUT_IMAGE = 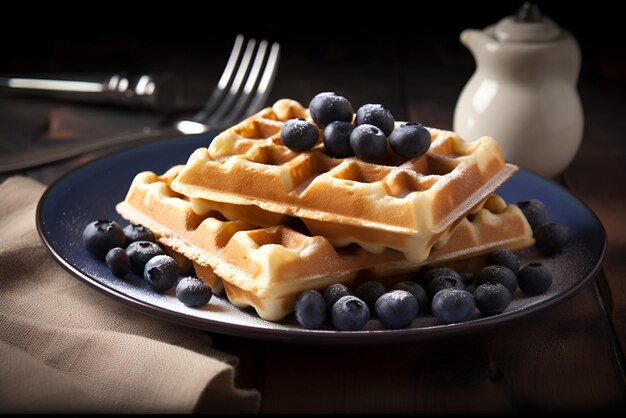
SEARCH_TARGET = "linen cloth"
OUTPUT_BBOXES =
[0,176,260,413]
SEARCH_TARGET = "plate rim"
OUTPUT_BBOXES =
[35,135,608,345]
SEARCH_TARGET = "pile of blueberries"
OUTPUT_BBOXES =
[82,220,212,307]
[82,199,570,331]
[281,92,431,161]
[294,199,571,331]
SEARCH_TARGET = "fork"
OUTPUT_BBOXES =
[0,34,280,173]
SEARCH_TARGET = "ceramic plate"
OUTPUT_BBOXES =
[37,133,606,344]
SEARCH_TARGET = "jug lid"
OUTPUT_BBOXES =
[494,2,560,42]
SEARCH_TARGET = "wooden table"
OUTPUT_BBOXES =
[2,10,625,412]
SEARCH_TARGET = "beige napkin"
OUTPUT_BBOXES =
[0,176,261,413]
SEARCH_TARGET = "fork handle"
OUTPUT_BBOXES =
[0,73,181,112]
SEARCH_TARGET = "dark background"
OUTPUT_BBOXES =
[1,1,623,148]
[2,1,623,84]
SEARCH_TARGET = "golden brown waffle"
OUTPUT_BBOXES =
[116,168,533,321]
[170,99,518,263]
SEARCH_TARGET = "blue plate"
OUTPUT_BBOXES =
[36,134,607,344]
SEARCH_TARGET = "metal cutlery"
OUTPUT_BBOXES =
[0,34,280,173]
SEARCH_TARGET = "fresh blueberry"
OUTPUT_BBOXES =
[473,283,511,316]
[517,262,553,295]
[323,283,352,311]
[389,123,431,159]
[281,118,319,151]
[143,254,179,292]
[126,240,165,275]
[123,223,156,244]
[460,272,476,294]
[375,290,419,329]
[534,222,570,256]
[354,281,386,314]
[82,219,126,259]
[424,266,464,301]
[426,276,465,302]
[475,265,518,296]
[331,295,370,331]
[355,104,395,136]
[309,92,354,128]
[517,199,549,230]
[486,249,521,273]
[423,266,463,284]
[350,124,387,161]
[294,290,327,329]
[431,288,476,324]
[323,121,355,158]
[105,247,131,276]
[176,276,213,307]
[391,281,428,314]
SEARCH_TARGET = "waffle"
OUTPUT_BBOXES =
[116,168,533,321]
[170,99,517,263]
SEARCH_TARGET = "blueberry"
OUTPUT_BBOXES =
[460,272,476,294]
[391,281,427,314]
[375,290,419,329]
[423,266,463,284]
[82,219,126,259]
[426,276,465,302]
[486,249,521,273]
[431,288,476,324]
[126,240,165,274]
[349,124,388,161]
[389,123,431,159]
[143,254,179,292]
[475,265,518,296]
[331,295,370,331]
[517,262,553,295]
[354,281,386,313]
[534,222,570,256]
[281,118,319,151]
[517,199,549,230]
[474,283,511,316]
[355,104,395,136]
[176,276,213,307]
[424,266,464,300]
[323,121,355,158]
[294,290,327,329]
[323,283,352,311]
[105,247,131,276]
[123,223,156,244]
[309,92,354,128]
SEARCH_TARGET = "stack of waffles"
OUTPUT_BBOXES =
[116,99,534,321]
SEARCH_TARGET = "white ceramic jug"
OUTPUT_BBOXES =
[453,3,583,179]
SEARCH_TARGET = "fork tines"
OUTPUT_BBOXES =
[192,34,280,130]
